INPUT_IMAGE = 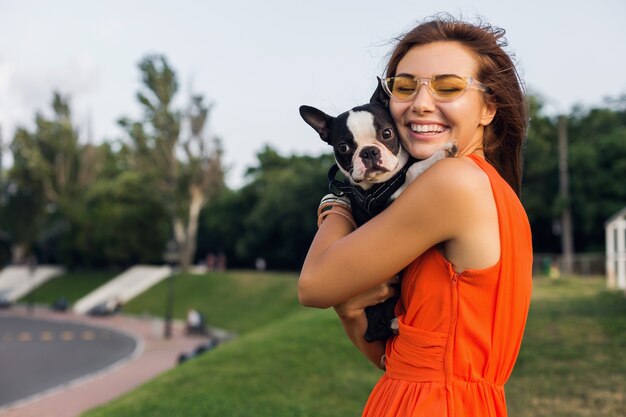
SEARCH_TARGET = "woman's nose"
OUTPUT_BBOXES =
[410,84,435,114]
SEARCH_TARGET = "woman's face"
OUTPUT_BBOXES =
[389,41,496,160]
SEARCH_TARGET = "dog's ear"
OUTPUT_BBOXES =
[369,77,389,108]
[299,105,333,144]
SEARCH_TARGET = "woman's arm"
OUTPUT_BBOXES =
[299,204,396,368]
[299,157,489,308]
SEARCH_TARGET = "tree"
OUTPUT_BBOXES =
[198,146,333,270]
[568,101,626,251]
[2,92,100,262]
[521,95,626,254]
[119,55,224,271]
[521,96,560,253]
[65,169,170,268]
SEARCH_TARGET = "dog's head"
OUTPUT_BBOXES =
[299,79,409,188]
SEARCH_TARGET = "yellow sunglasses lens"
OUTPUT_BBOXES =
[390,77,418,100]
[386,75,469,101]
[430,75,468,99]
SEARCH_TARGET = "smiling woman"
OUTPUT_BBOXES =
[299,15,532,417]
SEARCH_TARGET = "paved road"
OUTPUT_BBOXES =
[0,315,137,409]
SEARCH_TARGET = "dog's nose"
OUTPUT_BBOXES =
[359,146,381,161]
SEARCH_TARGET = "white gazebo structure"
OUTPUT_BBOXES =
[606,206,626,291]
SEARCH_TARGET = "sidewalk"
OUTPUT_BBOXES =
[0,307,215,417]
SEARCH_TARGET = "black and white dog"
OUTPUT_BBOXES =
[299,79,457,342]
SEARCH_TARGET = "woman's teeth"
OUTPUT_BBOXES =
[410,124,445,133]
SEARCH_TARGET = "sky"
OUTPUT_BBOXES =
[1,0,624,188]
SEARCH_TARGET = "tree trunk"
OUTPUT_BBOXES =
[558,115,574,274]
[173,187,205,272]
[173,217,189,271]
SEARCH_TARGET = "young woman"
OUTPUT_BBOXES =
[299,16,533,417]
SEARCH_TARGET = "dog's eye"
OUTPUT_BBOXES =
[338,143,351,154]
[382,128,394,140]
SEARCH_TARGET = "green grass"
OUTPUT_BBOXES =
[122,270,303,334]
[79,273,625,417]
[507,276,626,416]
[18,271,115,304]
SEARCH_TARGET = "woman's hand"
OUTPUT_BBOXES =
[332,276,399,369]
[333,276,399,320]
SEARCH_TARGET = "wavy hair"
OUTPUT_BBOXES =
[385,15,528,195]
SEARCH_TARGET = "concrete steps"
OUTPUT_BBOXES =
[73,265,172,314]
[0,266,65,302]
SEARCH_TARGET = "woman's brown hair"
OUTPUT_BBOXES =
[385,15,528,195]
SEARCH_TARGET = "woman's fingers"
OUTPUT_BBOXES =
[334,278,400,319]
[368,280,400,305]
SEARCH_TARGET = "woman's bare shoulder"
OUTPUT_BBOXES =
[385,155,493,242]
[406,155,492,202]
[398,155,499,270]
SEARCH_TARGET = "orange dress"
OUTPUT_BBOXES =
[362,155,533,417]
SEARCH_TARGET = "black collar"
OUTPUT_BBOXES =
[327,158,415,225]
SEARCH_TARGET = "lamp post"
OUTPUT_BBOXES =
[27,254,37,314]
[163,239,179,339]
[545,97,575,276]
[558,115,574,274]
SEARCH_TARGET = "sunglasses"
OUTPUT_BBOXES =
[381,74,490,102]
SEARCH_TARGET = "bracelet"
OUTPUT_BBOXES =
[318,205,357,230]
[319,193,351,211]
[318,201,350,218]
[317,193,356,229]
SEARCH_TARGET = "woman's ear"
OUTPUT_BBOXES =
[480,101,497,126]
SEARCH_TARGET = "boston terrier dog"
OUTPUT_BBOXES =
[299,78,457,342]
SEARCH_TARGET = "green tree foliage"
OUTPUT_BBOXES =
[521,97,561,252]
[568,101,626,251]
[2,92,99,262]
[1,93,172,267]
[59,139,173,268]
[522,96,626,253]
[64,170,170,268]
[0,178,45,263]
[198,147,334,270]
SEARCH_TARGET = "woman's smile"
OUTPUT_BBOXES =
[405,121,450,140]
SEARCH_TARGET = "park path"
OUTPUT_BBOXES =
[0,306,216,417]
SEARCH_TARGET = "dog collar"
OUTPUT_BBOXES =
[327,158,416,226]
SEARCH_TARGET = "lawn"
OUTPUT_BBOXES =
[122,270,304,334]
[506,276,626,416]
[81,273,625,417]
